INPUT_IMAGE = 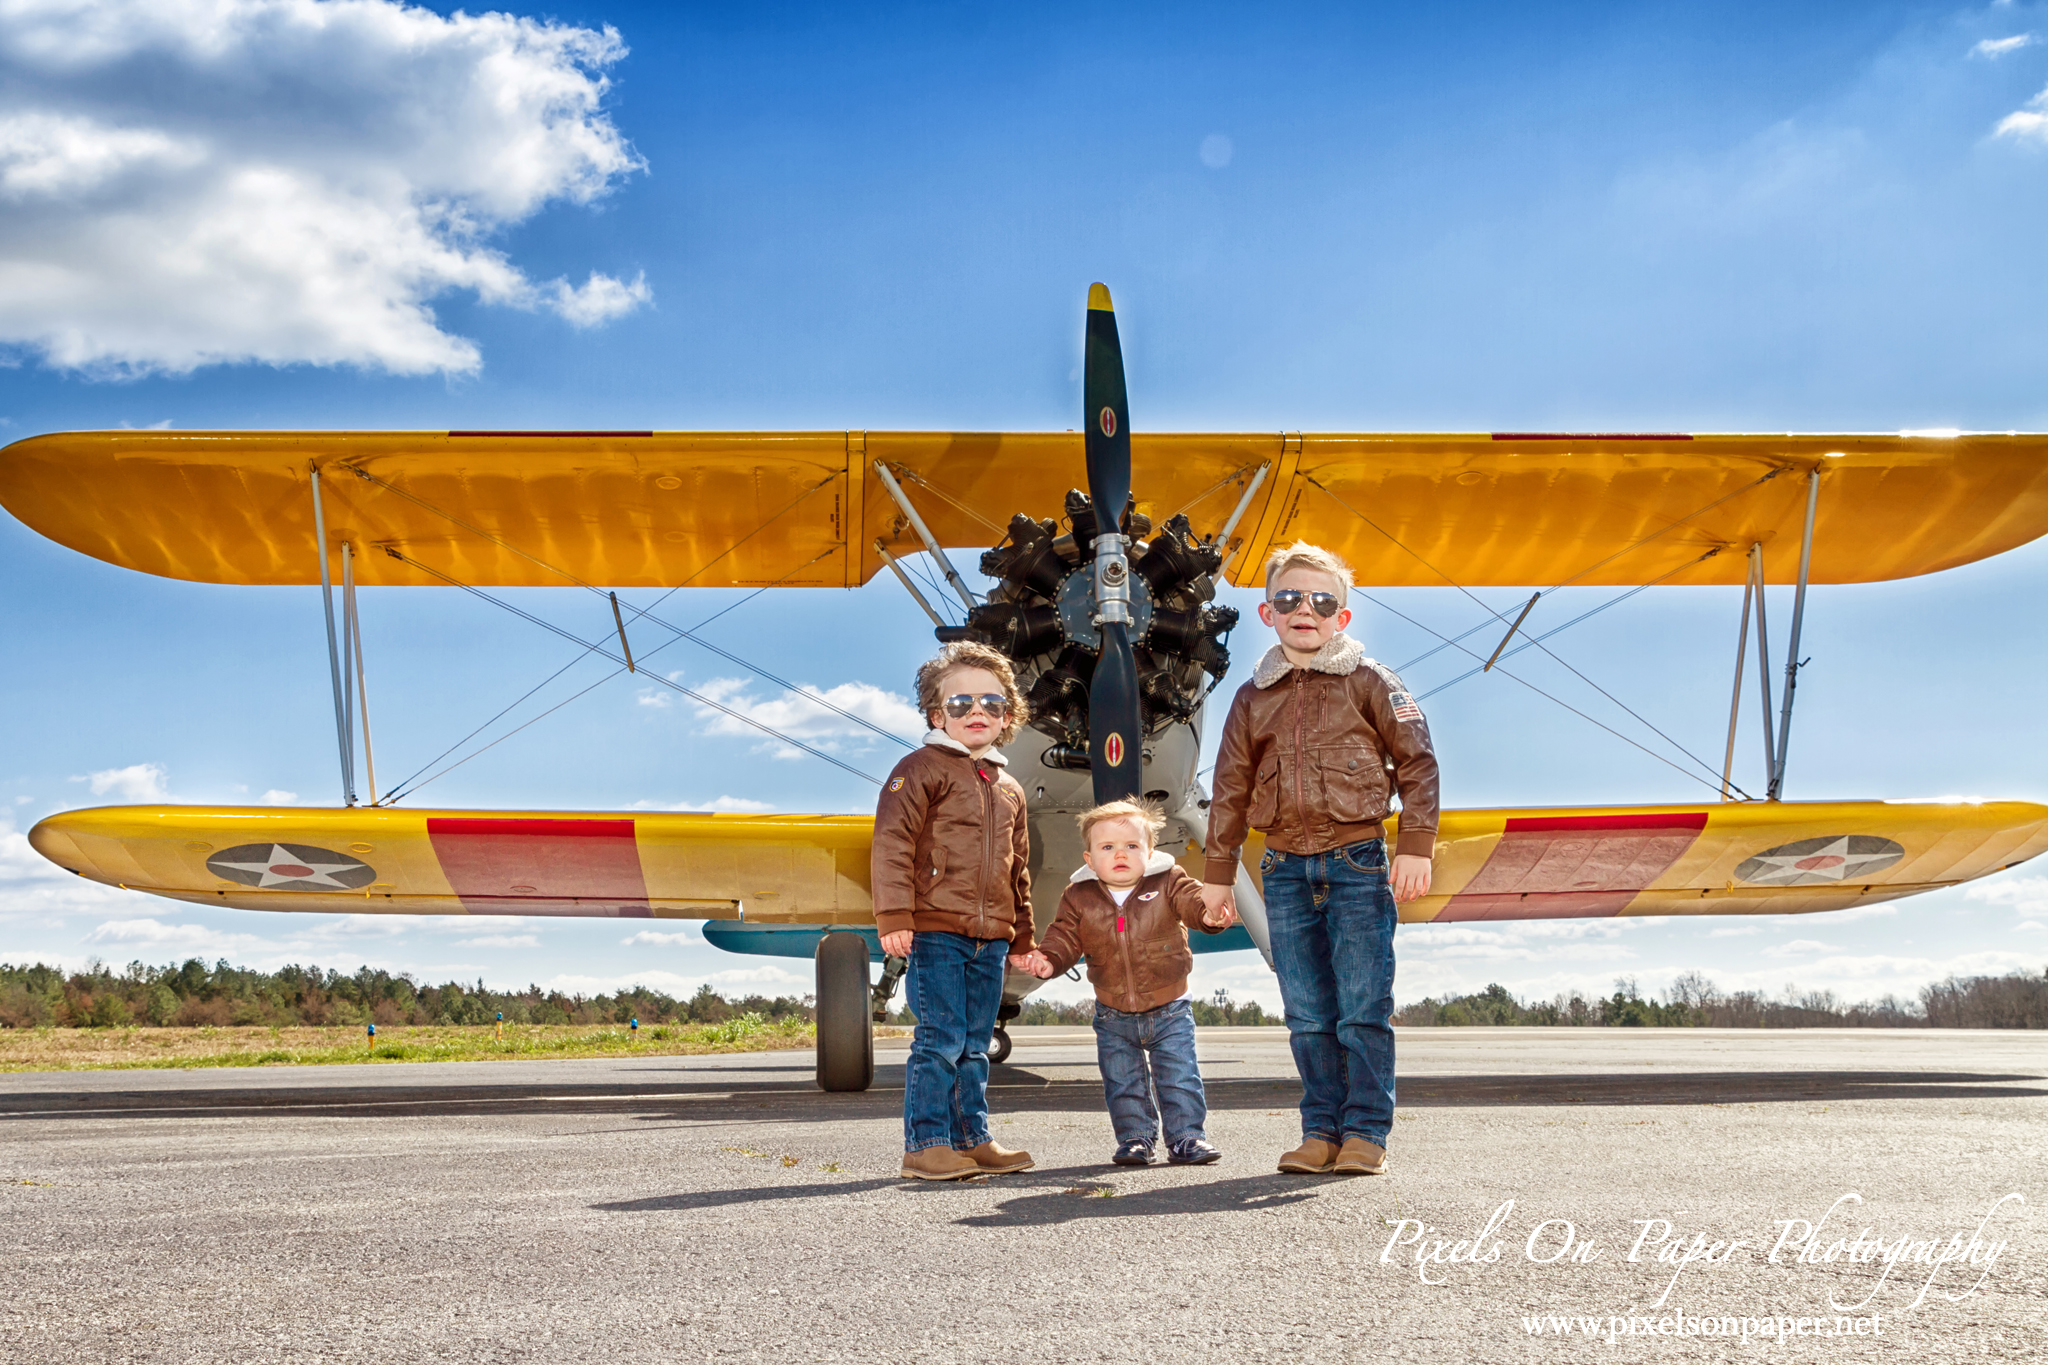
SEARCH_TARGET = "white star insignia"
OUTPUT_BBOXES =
[209,844,368,889]
[1741,837,1902,885]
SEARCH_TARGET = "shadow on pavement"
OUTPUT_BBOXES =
[587,1166,1327,1224]
[5,1068,2042,1123]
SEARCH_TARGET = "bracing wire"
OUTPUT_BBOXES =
[383,547,884,785]
[345,466,914,754]
[1304,476,1734,786]
[380,550,852,804]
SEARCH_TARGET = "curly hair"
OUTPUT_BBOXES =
[914,641,1031,747]
[1076,798,1167,849]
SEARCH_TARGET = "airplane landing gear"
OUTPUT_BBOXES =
[990,998,1022,1065]
[815,931,874,1092]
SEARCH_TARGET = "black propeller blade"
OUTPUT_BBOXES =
[1084,283,1143,805]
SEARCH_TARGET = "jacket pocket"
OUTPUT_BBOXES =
[1321,748,1387,824]
[1246,755,1282,828]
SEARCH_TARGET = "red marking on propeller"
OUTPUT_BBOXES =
[1104,733,1125,767]
[1099,407,1117,438]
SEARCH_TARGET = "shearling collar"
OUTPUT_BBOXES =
[1068,849,1179,884]
[922,729,1008,766]
[1251,632,1366,689]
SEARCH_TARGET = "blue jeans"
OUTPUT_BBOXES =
[903,931,1007,1153]
[1262,838,1397,1148]
[1093,997,1208,1146]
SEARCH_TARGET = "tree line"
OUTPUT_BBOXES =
[0,959,811,1030]
[1393,968,2048,1029]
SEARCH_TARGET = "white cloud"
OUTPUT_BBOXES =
[1762,938,1836,958]
[622,929,698,947]
[628,795,776,813]
[260,789,297,805]
[1966,875,2048,915]
[458,933,538,948]
[0,0,648,376]
[1972,34,2034,57]
[84,917,263,954]
[685,677,923,756]
[72,762,167,799]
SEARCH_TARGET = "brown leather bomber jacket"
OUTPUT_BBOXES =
[1037,857,1223,1013]
[871,733,1034,949]
[1205,633,1440,885]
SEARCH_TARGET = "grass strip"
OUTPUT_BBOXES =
[0,1016,870,1072]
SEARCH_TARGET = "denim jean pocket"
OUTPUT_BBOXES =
[1259,848,1281,874]
[1338,840,1387,875]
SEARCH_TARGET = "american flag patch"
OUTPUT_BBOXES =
[1389,691,1424,723]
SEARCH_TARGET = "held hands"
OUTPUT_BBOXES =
[1390,854,1433,904]
[879,930,914,958]
[1013,950,1056,979]
[1199,883,1236,925]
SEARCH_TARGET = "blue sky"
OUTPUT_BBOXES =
[4,0,2048,1010]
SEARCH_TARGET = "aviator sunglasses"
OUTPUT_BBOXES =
[1267,588,1344,618]
[942,693,1011,718]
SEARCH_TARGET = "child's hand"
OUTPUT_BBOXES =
[1202,901,1238,929]
[1390,854,1433,904]
[879,930,914,958]
[1011,950,1056,979]
[1199,883,1235,924]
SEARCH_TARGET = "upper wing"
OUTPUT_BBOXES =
[5,429,2044,589]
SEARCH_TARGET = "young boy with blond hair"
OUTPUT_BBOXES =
[1019,799,1237,1166]
[1200,542,1440,1176]
[873,641,1040,1181]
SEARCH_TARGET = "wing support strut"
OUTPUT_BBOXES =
[1210,461,1271,577]
[872,461,977,611]
[1720,556,1753,801]
[874,539,945,626]
[1768,467,1821,800]
[344,545,378,805]
[1750,542,1776,790]
[308,467,357,807]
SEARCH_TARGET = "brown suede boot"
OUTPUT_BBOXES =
[900,1146,984,1181]
[959,1140,1034,1174]
[1277,1136,1340,1174]
[1333,1137,1387,1175]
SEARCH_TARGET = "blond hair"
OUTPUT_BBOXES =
[1263,540,1353,604]
[1076,798,1166,849]
[914,641,1030,747]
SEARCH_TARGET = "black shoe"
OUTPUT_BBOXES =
[1168,1137,1222,1165]
[1112,1138,1155,1166]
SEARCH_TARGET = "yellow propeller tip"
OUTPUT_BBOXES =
[1087,282,1113,311]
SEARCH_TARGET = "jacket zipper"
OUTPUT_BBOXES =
[1292,672,1308,846]
[978,761,992,938]
[1115,882,1138,1011]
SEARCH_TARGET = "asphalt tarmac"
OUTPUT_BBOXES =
[4,1027,2043,1363]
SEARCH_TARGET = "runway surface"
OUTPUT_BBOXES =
[3,1027,2043,1362]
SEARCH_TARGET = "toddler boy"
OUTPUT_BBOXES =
[1020,799,1237,1166]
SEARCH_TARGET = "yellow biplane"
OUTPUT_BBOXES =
[7,289,2048,1091]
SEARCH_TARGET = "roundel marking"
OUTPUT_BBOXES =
[1734,835,1904,887]
[1099,406,1117,438]
[206,842,377,891]
[1103,733,1126,768]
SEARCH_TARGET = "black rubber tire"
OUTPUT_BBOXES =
[989,1027,1013,1066]
[815,932,875,1092]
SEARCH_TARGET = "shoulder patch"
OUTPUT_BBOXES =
[888,777,905,791]
[1136,890,1160,901]
[1388,691,1424,723]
